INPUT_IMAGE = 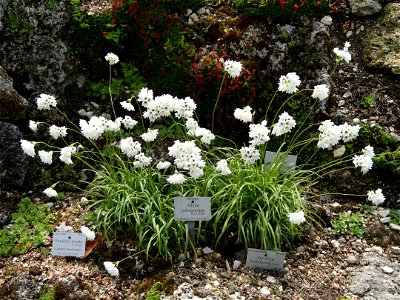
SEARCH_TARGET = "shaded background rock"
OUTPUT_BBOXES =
[362,3,400,76]
[0,121,28,189]
[0,66,28,120]
[349,0,382,16]
[0,0,8,31]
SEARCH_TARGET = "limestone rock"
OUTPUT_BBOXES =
[0,121,28,188]
[349,0,382,16]
[0,0,8,31]
[362,3,400,76]
[0,66,28,120]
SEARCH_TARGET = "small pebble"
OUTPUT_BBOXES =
[233,260,241,270]
[347,255,358,265]
[380,217,391,224]
[203,247,213,254]
[389,223,400,232]
[343,91,352,98]
[346,30,353,38]
[320,15,332,26]
[260,287,271,297]
[391,246,400,255]
[267,275,277,284]
[338,100,345,107]
[371,246,384,255]
[382,266,394,274]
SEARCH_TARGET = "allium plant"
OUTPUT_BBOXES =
[21,48,383,263]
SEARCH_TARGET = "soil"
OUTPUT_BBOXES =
[1,0,400,299]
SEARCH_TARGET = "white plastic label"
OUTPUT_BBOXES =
[174,197,212,221]
[52,232,86,257]
[246,248,286,270]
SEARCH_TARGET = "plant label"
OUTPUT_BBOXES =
[51,232,86,257]
[265,151,297,174]
[246,248,286,270]
[174,197,212,221]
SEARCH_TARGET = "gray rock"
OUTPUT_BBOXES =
[0,121,28,188]
[0,0,8,31]
[362,3,400,76]
[349,0,382,16]
[0,66,28,120]
[389,223,400,232]
[347,255,358,265]
[320,16,332,26]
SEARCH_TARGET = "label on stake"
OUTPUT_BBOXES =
[265,151,297,174]
[52,232,86,257]
[174,197,211,221]
[246,248,286,270]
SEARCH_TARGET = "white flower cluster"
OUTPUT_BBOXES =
[167,172,186,184]
[278,72,301,94]
[43,187,57,198]
[104,52,119,65]
[36,93,57,110]
[240,145,260,165]
[21,140,36,157]
[317,120,359,149]
[353,145,375,174]
[168,140,205,179]
[333,41,351,63]
[249,121,270,146]
[60,146,77,164]
[79,116,122,140]
[216,159,231,175]
[139,89,197,123]
[81,226,96,241]
[271,112,296,136]
[234,106,252,123]
[120,100,135,111]
[121,116,138,129]
[223,60,242,78]
[104,261,119,277]
[367,188,385,206]
[38,150,53,164]
[29,120,38,132]
[185,118,199,136]
[141,128,159,142]
[156,161,171,170]
[288,211,306,225]
[120,137,141,158]
[311,84,330,101]
[194,127,215,144]
[133,152,152,168]
[21,139,77,165]
[49,125,68,140]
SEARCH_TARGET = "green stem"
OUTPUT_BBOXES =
[212,72,226,134]
[108,65,117,119]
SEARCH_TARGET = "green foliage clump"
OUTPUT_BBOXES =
[0,198,54,256]
[331,212,365,238]
[4,4,32,36]
[38,287,56,300]
[389,209,400,225]
[362,93,376,108]
[373,147,400,174]
[234,0,331,21]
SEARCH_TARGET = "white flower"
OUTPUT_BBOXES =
[36,93,57,110]
[240,145,260,165]
[195,127,215,144]
[120,100,135,111]
[143,94,175,122]
[186,118,199,136]
[133,153,152,168]
[60,146,76,165]
[141,129,159,142]
[362,145,375,159]
[216,159,231,175]
[43,187,58,198]
[174,97,197,119]
[122,116,138,129]
[288,211,306,225]
[353,154,373,174]
[120,137,141,158]
[81,226,96,241]
[340,123,360,142]
[79,116,106,140]
[234,106,253,123]
[104,261,119,277]
[311,84,330,101]
[278,72,301,94]
[49,125,68,140]
[104,53,119,65]
[103,119,121,132]
[20,140,36,157]
[56,222,73,232]
[189,167,204,179]
[271,112,296,136]
[156,161,171,170]
[367,188,385,206]
[317,120,342,149]
[167,173,186,184]
[137,87,154,108]
[168,140,205,173]
[333,42,351,63]
[38,150,53,164]
[29,120,38,132]
[224,60,242,78]
[249,121,270,146]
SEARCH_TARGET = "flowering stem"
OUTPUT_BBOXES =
[264,89,279,120]
[212,72,227,134]
[108,65,117,119]
[132,96,146,133]
[328,59,341,82]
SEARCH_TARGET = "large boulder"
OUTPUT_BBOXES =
[362,3,400,76]
[349,0,382,16]
[0,121,28,188]
[0,66,28,120]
